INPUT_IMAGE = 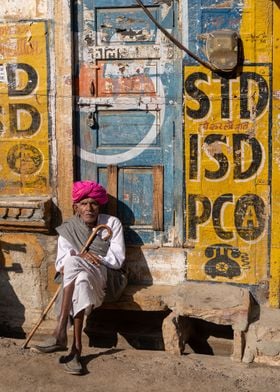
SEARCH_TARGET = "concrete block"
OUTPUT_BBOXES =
[243,307,280,365]
[162,312,191,355]
[231,330,245,362]
[163,282,251,331]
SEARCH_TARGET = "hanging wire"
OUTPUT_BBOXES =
[135,0,215,71]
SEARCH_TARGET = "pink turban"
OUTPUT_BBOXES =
[72,181,108,205]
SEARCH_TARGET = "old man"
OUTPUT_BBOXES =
[33,180,126,375]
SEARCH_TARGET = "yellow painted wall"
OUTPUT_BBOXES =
[0,21,50,196]
[184,0,273,286]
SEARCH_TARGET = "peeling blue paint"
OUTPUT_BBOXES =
[186,0,244,63]
[74,0,183,245]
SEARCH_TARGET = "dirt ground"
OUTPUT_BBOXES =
[0,337,280,392]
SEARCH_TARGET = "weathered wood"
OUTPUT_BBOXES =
[153,165,164,231]
[76,1,181,246]
[107,165,118,216]
[55,1,74,220]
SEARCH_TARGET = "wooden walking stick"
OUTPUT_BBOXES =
[22,224,112,349]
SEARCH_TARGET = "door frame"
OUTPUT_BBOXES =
[54,0,75,219]
[71,0,184,247]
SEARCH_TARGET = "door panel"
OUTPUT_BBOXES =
[74,0,182,245]
[95,7,158,45]
[96,111,159,148]
[96,60,158,96]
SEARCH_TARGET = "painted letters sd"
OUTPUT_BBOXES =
[185,71,269,120]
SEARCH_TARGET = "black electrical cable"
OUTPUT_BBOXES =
[135,0,214,70]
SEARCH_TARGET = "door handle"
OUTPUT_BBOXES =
[90,80,95,96]
[87,112,97,128]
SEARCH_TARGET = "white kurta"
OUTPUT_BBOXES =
[55,214,125,317]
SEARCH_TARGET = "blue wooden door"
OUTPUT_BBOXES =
[74,0,182,245]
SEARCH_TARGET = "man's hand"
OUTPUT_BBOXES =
[80,251,102,266]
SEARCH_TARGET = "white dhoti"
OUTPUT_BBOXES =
[63,255,107,317]
[55,214,126,318]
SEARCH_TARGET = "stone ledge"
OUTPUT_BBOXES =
[163,282,251,332]
[102,281,251,332]
[101,281,252,360]
[101,284,174,311]
[0,197,52,232]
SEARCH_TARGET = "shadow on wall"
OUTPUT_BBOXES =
[104,195,153,285]
[51,201,63,232]
[0,240,26,338]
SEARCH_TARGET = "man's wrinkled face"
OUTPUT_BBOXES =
[74,197,100,226]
